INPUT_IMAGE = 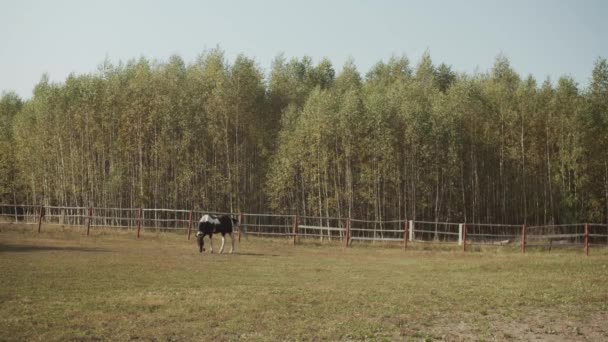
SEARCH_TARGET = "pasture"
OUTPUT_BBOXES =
[1,224,607,341]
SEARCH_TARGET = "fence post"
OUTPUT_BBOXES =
[292,214,298,245]
[37,205,44,233]
[238,213,243,243]
[458,224,463,245]
[408,220,414,241]
[86,207,92,236]
[400,220,406,250]
[462,223,467,252]
[521,224,526,254]
[345,217,350,248]
[136,208,142,238]
[585,223,589,256]
[82,207,86,231]
[187,209,193,240]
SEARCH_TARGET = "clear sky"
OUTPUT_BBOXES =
[1,0,607,99]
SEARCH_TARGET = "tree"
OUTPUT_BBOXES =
[0,92,23,204]
[582,58,608,222]
[3,51,607,226]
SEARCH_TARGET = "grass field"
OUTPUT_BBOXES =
[1,224,607,341]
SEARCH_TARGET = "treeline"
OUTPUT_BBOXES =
[1,50,607,224]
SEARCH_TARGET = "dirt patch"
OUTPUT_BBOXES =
[397,310,608,341]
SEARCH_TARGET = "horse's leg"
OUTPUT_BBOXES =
[229,232,235,254]
[208,233,214,253]
[219,233,226,254]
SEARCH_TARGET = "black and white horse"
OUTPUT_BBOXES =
[196,214,238,254]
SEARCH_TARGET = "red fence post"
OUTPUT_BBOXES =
[37,205,44,233]
[238,213,243,243]
[521,224,526,254]
[292,214,298,245]
[345,217,350,248]
[462,223,467,252]
[187,209,193,240]
[585,223,589,256]
[86,207,92,236]
[136,208,142,238]
[403,220,408,250]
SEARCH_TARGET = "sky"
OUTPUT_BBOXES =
[1,0,607,99]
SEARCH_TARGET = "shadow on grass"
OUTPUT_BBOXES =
[234,252,281,257]
[0,244,109,253]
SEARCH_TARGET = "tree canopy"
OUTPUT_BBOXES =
[2,52,608,224]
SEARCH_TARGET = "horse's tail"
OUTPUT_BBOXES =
[235,216,248,239]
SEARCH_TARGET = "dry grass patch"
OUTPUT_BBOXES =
[1,224,607,341]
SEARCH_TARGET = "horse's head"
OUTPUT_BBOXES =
[196,231,205,252]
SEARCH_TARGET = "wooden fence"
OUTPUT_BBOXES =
[1,204,606,255]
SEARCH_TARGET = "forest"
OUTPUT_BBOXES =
[1,50,607,225]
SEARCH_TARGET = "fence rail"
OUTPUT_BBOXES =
[1,204,607,254]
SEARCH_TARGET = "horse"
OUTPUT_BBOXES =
[196,214,238,254]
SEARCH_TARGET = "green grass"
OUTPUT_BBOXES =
[1,224,607,341]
